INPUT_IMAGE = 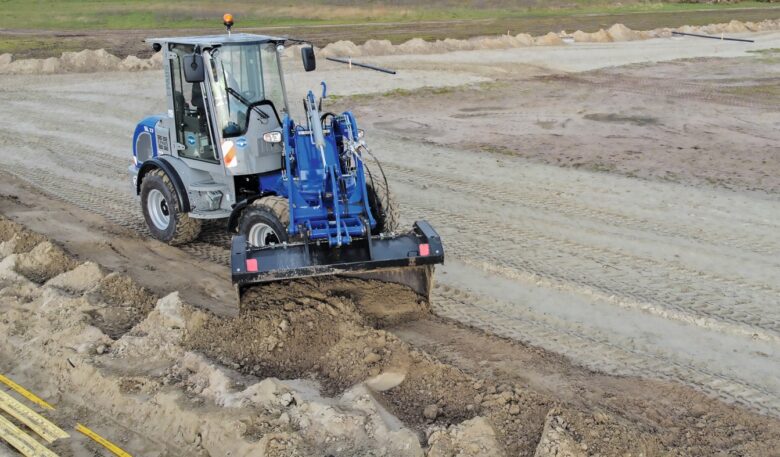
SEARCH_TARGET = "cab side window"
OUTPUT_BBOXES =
[169,44,217,163]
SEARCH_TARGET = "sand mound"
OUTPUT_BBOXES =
[321,40,364,58]
[308,21,701,58]
[514,33,535,46]
[118,55,154,71]
[187,280,564,455]
[428,416,505,457]
[314,18,779,58]
[724,19,750,34]
[0,49,162,75]
[533,410,586,457]
[0,219,46,254]
[2,18,779,75]
[86,272,159,339]
[535,32,564,46]
[573,29,613,43]
[607,23,641,41]
[46,261,104,293]
[60,49,121,72]
[3,56,60,74]
[15,241,77,283]
[361,39,395,55]
[0,220,426,456]
[397,38,432,55]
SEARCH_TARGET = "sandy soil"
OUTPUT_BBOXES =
[1,29,779,455]
[1,213,779,456]
[345,54,780,195]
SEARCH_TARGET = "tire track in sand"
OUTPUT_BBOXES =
[2,161,777,417]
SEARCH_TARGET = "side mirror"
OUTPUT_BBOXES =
[301,46,316,72]
[183,54,205,83]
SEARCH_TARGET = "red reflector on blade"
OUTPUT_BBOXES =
[246,259,258,272]
[419,244,430,256]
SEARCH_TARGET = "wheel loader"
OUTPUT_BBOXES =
[130,16,444,301]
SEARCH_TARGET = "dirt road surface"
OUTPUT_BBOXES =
[1,30,779,455]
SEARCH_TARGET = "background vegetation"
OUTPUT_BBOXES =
[0,1,778,58]
[0,0,777,30]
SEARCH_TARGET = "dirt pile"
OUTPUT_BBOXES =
[0,217,617,456]
[427,416,505,457]
[1,216,779,455]
[572,29,613,43]
[0,49,163,75]
[315,19,779,57]
[606,23,643,41]
[534,32,565,46]
[3,18,778,75]
[0,217,428,456]
[0,218,506,455]
[534,410,586,457]
[186,277,676,456]
[86,272,159,338]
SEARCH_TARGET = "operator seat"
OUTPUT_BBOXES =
[191,83,207,126]
[174,90,186,128]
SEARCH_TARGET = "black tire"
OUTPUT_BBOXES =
[140,168,201,245]
[364,158,399,235]
[238,196,290,247]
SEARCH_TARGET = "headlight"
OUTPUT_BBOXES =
[357,129,365,140]
[263,131,282,143]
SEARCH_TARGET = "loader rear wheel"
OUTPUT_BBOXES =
[239,196,289,248]
[140,168,201,245]
[365,160,399,235]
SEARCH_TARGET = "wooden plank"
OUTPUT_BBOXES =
[0,390,68,443]
[0,414,58,457]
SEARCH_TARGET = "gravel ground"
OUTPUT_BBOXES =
[0,30,779,455]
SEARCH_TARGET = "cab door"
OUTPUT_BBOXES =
[168,44,224,178]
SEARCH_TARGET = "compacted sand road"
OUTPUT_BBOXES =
[0,32,779,442]
[378,135,780,416]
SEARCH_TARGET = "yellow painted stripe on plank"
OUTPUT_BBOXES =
[0,414,59,457]
[0,376,54,411]
[0,390,69,443]
[75,424,131,457]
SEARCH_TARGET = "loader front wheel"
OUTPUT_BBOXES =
[239,196,289,248]
[365,161,399,235]
[140,168,201,245]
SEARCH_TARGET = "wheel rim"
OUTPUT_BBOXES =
[248,222,280,247]
[147,189,171,231]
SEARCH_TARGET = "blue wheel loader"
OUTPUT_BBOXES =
[130,17,443,302]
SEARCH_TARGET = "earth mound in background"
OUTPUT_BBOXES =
[1,19,778,75]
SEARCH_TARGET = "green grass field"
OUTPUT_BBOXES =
[0,0,777,31]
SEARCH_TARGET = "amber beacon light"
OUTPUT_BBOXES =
[223,13,234,33]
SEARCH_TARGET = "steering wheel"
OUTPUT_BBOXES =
[222,99,283,138]
[247,100,282,126]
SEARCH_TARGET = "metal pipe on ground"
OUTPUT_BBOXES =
[325,57,397,74]
[671,31,755,43]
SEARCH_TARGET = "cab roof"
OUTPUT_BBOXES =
[146,33,287,49]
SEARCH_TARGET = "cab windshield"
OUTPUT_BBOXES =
[208,42,287,137]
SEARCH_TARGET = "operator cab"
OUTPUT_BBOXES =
[137,22,320,210]
[146,33,295,182]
